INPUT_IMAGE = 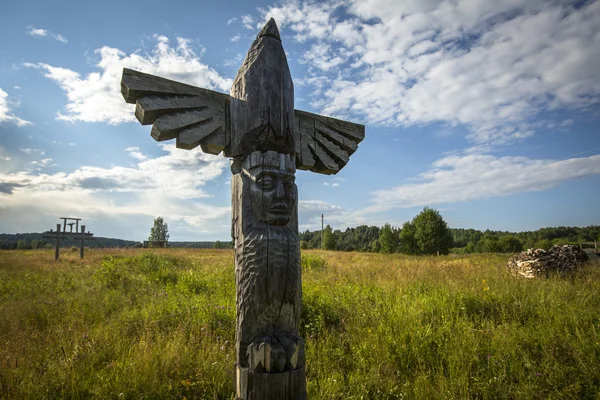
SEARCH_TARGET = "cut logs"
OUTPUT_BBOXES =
[507,245,588,279]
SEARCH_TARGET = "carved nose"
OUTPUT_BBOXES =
[275,179,285,198]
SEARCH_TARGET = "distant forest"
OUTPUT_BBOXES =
[0,233,230,250]
[2,225,598,253]
[300,225,600,254]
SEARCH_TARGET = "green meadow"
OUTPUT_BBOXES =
[1,249,599,399]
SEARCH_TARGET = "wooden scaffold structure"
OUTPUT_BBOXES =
[41,217,94,260]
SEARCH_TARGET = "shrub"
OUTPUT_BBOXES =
[301,254,326,270]
[94,256,131,289]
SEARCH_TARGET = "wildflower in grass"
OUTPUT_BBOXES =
[482,279,489,291]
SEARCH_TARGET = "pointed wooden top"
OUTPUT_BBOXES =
[258,18,281,42]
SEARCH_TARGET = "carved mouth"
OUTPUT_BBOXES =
[270,203,288,212]
[269,208,289,214]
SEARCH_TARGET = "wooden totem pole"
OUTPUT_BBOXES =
[120,19,365,399]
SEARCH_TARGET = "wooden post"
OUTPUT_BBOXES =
[55,224,61,261]
[119,18,365,400]
[80,225,85,259]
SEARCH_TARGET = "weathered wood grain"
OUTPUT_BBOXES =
[230,19,295,157]
[294,109,365,174]
[232,149,303,399]
[121,69,229,155]
[121,68,227,104]
[150,109,212,141]
[135,96,209,125]
[176,117,224,150]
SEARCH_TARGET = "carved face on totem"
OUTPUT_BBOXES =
[244,167,296,226]
[241,151,297,226]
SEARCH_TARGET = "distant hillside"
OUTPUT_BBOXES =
[0,233,138,249]
[0,233,231,250]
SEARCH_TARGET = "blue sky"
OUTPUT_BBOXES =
[1,0,599,241]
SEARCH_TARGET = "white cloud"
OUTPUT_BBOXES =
[298,199,345,230]
[230,34,241,42]
[0,144,230,237]
[20,148,44,155]
[560,119,574,127]
[3,144,227,199]
[224,53,243,66]
[29,158,55,167]
[0,88,31,127]
[26,26,67,43]
[368,153,600,212]
[242,14,255,30]
[227,17,237,25]
[25,35,232,125]
[300,43,345,71]
[125,146,148,161]
[259,0,600,147]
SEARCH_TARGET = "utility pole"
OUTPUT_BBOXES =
[321,214,324,250]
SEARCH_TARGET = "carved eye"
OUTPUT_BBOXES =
[259,177,274,190]
[283,180,294,191]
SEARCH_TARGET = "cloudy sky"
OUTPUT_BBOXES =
[1,0,599,241]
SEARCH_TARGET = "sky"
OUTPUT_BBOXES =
[0,0,599,241]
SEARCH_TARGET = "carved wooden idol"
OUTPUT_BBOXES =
[120,18,365,400]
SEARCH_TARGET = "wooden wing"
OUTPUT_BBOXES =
[121,68,229,155]
[294,109,365,175]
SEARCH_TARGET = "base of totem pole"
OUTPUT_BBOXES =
[235,364,306,400]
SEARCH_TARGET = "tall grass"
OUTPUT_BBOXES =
[1,249,599,399]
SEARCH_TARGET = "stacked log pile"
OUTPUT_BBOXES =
[507,245,588,278]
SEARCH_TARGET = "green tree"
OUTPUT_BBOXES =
[498,236,523,253]
[465,241,475,253]
[322,225,336,250]
[213,240,224,249]
[535,239,552,250]
[30,239,45,249]
[148,217,169,246]
[371,239,381,253]
[483,238,501,253]
[404,207,453,255]
[16,239,29,250]
[399,221,418,254]
[379,223,399,253]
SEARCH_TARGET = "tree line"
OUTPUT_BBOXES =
[301,207,599,255]
[3,209,598,254]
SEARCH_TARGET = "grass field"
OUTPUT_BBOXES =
[1,249,599,399]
